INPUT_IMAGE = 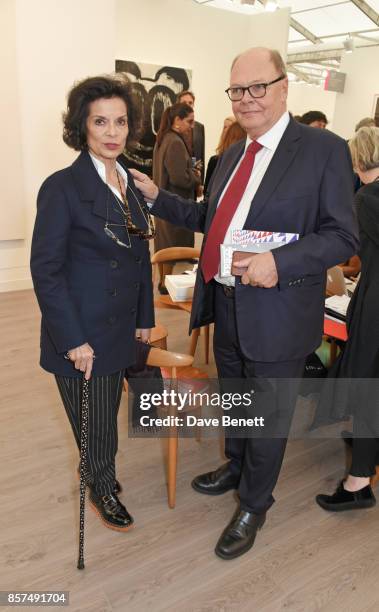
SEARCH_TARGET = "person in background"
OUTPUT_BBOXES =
[352,121,377,192]
[316,127,379,511]
[30,76,155,532]
[355,117,376,132]
[177,90,205,186]
[300,110,328,129]
[204,120,246,194]
[153,102,201,294]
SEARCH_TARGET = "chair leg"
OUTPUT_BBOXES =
[189,328,200,357]
[167,429,178,509]
[371,466,379,487]
[195,405,202,443]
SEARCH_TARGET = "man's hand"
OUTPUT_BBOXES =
[136,328,151,343]
[129,169,159,202]
[234,251,278,288]
[66,342,95,380]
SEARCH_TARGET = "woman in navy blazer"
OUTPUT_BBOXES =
[31,76,155,532]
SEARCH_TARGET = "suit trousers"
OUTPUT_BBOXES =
[55,370,125,496]
[213,282,305,514]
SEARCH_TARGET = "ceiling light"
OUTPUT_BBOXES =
[263,0,278,11]
[343,36,354,53]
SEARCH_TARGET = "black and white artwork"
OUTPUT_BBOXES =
[115,60,192,175]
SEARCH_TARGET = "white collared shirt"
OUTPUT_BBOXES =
[215,110,290,286]
[89,153,128,199]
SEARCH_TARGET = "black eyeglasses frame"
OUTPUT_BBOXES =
[225,74,286,101]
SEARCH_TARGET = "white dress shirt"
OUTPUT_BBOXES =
[215,111,290,286]
[89,153,128,199]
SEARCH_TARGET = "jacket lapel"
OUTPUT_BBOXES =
[244,117,302,227]
[70,151,123,224]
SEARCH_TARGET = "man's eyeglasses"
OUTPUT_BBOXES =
[225,74,286,102]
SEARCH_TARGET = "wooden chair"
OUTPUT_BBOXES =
[149,322,168,349]
[125,346,208,509]
[151,247,211,363]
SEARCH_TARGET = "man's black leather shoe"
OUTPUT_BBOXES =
[77,466,122,495]
[316,480,376,512]
[215,508,266,560]
[89,490,134,531]
[191,463,239,496]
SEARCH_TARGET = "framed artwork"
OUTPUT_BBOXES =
[115,60,192,175]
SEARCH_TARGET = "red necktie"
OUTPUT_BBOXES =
[201,140,263,283]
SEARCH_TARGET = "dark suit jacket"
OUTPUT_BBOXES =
[151,117,359,362]
[30,151,154,377]
[193,121,205,182]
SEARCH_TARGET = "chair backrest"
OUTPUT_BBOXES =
[326,266,347,296]
[151,247,200,265]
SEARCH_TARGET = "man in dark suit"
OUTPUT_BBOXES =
[177,90,205,184]
[131,47,359,560]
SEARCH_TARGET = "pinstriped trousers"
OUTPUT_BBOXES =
[55,370,125,496]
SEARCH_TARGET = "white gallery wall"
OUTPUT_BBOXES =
[0,0,117,292]
[287,83,337,130]
[1,0,290,292]
[0,0,25,242]
[332,46,379,140]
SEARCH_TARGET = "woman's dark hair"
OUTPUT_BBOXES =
[63,75,140,151]
[155,102,193,147]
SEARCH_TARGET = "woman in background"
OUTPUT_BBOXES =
[203,119,245,194]
[316,127,379,511]
[153,102,201,293]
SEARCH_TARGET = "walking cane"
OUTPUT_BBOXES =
[77,376,89,570]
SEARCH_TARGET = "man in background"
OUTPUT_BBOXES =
[177,90,205,186]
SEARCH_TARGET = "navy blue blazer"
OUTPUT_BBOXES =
[151,118,359,362]
[30,151,154,377]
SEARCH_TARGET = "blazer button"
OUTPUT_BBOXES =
[110,289,117,297]
[109,315,116,324]
[131,307,136,314]
[134,282,140,289]
[135,256,142,264]
[110,260,118,269]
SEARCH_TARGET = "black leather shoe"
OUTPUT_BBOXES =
[191,463,239,496]
[89,490,134,531]
[76,466,122,495]
[316,480,376,512]
[215,508,266,560]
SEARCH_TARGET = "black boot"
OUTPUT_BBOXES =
[316,480,376,512]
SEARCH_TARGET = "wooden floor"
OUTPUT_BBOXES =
[1,289,378,612]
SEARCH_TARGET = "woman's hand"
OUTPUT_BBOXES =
[136,328,151,343]
[66,342,95,380]
[129,169,159,202]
